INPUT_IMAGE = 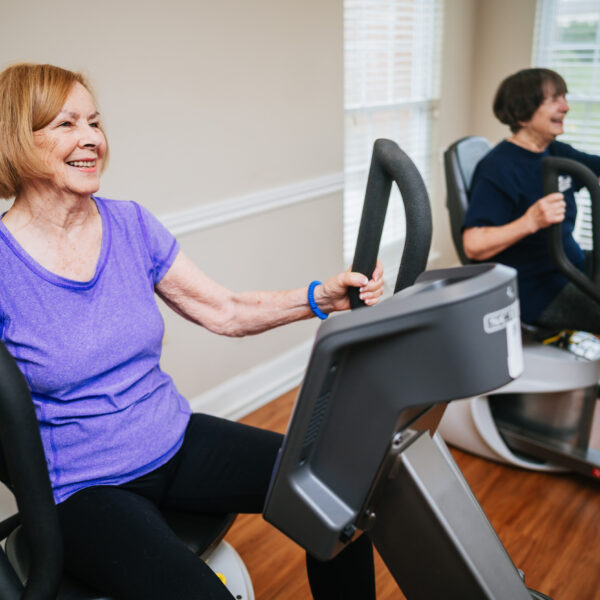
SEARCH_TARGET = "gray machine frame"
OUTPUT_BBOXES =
[264,264,534,598]
[264,140,546,599]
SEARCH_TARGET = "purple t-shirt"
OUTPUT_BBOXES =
[0,196,191,503]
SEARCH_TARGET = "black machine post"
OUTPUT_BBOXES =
[543,156,600,301]
[264,140,546,598]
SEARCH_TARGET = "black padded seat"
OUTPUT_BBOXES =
[444,135,492,265]
[520,322,562,343]
[163,510,236,559]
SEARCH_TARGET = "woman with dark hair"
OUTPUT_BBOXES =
[0,62,383,599]
[462,68,600,332]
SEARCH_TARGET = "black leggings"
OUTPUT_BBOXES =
[57,414,375,599]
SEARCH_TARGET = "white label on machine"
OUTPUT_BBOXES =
[483,300,523,379]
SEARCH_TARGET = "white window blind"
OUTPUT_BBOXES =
[343,0,443,268]
[533,0,600,248]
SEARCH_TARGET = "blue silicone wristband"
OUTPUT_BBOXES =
[308,280,328,320]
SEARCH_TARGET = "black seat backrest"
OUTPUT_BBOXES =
[444,136,492,264]
[0,342,63,599]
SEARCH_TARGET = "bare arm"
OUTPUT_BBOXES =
[463,192,566,261]
[155,251,384,337]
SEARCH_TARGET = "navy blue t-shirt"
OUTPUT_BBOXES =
[463,140,600,324]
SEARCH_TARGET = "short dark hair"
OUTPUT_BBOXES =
[493,68,568,133]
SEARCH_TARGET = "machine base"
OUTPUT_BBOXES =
[205,541,255,600]
[364,431,534,599]
[438,398,563,471]
[439,395,600,479]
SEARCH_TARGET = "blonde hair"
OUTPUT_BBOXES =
[0,63,109,199]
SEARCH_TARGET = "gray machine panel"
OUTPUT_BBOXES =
[263,263,522,561]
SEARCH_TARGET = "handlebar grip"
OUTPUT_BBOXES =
[542,156,600,304]
[349,139,432,309]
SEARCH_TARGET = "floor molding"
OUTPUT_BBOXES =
[188,340,313,421]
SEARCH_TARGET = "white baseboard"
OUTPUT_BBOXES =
[188,339,313,421]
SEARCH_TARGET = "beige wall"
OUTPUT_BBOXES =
[0,0,548,522]
[1,0,343,403]
[430,0,478,267]
[470,0,538,144]
[0,0,540,407]
[159,193,342,395]
[431,0,538,267]
[1,0,343,208]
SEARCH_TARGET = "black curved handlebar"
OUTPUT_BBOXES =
[542,156,600,305]
[349,139,433,308]
[0,342,62,599]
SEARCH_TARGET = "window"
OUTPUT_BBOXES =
[343,0,443,271]
[533,0,600,247]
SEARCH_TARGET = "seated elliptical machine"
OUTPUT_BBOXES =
[265,139,550,598]
[439,136,600,478]
[0,139,552,599]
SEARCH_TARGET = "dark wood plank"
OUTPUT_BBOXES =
[226,390,600,599]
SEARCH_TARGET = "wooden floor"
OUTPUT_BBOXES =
[226,389,600,600]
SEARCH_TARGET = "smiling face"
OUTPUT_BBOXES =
[32,82,107,198]
[520,85,570,146]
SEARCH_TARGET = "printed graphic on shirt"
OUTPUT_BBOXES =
[558,175,572,193]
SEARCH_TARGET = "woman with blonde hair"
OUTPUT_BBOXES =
[0,62,382,599]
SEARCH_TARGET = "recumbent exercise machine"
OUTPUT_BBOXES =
[0,140,550,598]
[440,136,600,478]
[265,140,550,599]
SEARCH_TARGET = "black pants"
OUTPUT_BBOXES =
[56,413,375,599]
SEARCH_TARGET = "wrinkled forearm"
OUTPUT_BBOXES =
[157,270,314,337]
